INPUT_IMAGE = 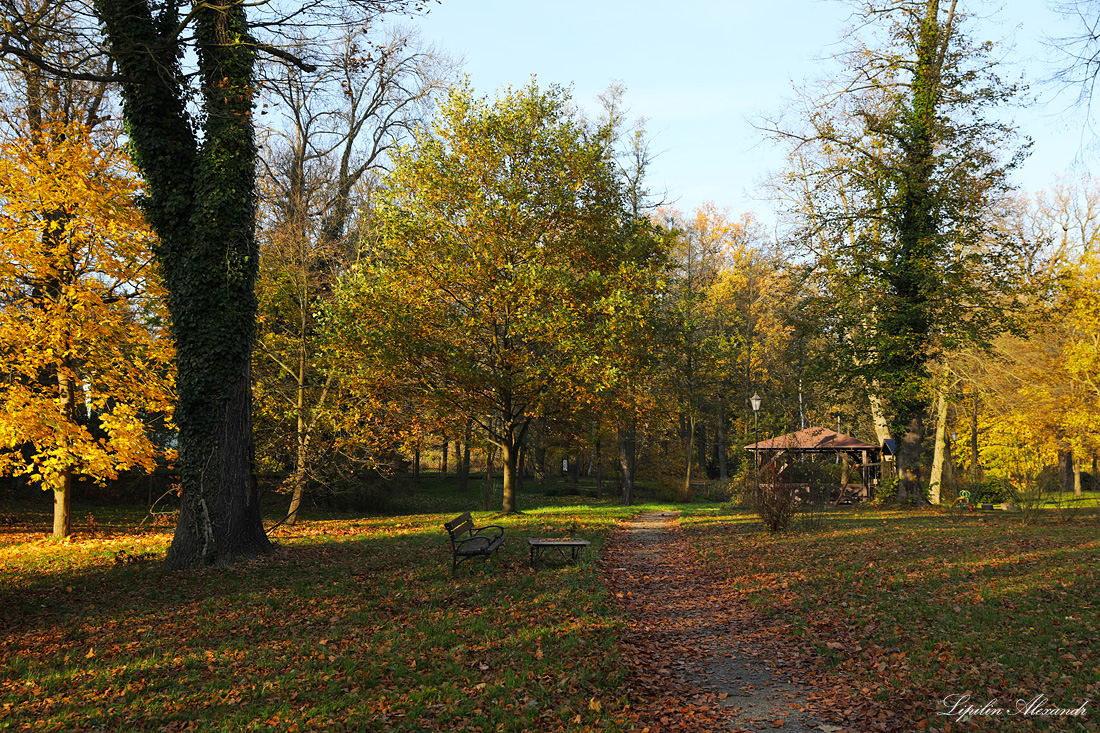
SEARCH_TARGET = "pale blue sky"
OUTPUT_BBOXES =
[414,1,1093,225]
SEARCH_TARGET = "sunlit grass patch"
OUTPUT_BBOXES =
[678,505,1100,731]
[0,500,650,732]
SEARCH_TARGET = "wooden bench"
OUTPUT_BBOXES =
[443,512,504,575]
[527,537,591,570]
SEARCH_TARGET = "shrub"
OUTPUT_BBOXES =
[725,464,757,509]
[755,462,795,533]
[876,476,899,503]
[967,477,1018,505]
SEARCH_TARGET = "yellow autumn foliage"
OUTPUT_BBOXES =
[0,123,175,490]
[957,250,1100,483]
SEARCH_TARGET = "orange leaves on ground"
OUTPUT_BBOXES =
[673,508,1099,732]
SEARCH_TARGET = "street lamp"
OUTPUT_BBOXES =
[750,393,762,498]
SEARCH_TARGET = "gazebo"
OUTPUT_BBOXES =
[745,426,882,503]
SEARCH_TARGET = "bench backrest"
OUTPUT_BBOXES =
[444,512,474,540]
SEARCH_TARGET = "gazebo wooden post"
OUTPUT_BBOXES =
[861,449,869,495]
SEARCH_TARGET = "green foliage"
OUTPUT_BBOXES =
[755,462,796,533]
[693,478,736,504]
[328,80,668,514]
[966,476,1019,505]
[772,1,1031,504]
[876,476,900,503]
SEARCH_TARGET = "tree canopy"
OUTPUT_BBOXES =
[0,121,173,535]
[767,0,1031,502]
[329,81,668,513]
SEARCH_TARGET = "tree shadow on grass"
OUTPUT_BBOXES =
[1,513,629,731]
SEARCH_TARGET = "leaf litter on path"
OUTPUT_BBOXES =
[603,511,862,733]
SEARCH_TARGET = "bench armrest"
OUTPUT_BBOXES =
[455,534,501,552]
[471,524,503,538]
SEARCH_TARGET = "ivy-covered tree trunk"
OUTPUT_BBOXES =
[880,0,945,505]
[96,0,271,567]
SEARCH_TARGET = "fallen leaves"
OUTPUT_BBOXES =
[603,514,824,732]
[672,506,1100,732]
[0,506,644,731]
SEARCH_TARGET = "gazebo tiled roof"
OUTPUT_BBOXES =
[745,426,879,452]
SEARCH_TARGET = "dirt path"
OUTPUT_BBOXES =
[603,511,833,733]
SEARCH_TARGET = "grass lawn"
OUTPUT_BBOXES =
[2,478,1097,731]
[679,503,1100,731]
[0,481,675,733]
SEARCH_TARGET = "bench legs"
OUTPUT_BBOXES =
[529,544,586,570]
[452,551,496,576]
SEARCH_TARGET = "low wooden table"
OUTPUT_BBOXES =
[527,537,591,570]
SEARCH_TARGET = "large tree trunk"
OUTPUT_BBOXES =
[167,360,270,567]
[496,407,529,513]
[501,440,519,514]
[894,409,929,505]
[286,465,305,526]
[618,422,636,506]
[100,0,271,568]
[1057,451,1074,493]
[869,391,892,445]
[54,471,72,538]
[868,390,895,480]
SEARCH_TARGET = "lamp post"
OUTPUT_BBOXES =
[750,392,762,499]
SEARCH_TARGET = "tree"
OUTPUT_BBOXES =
[947,180,1100,493]
[89,0,272,566]
[0,122,174,536]
[1062,252,1100,481]
[659,204,727,496]
[329,81,664,513]
[699,211,799,474]
[253,26,452,524]
[0,1,114,140]
[766,0,1030,503]
[1048,1,1100,127]
[593,82,667,504]
[2,0,425,566]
